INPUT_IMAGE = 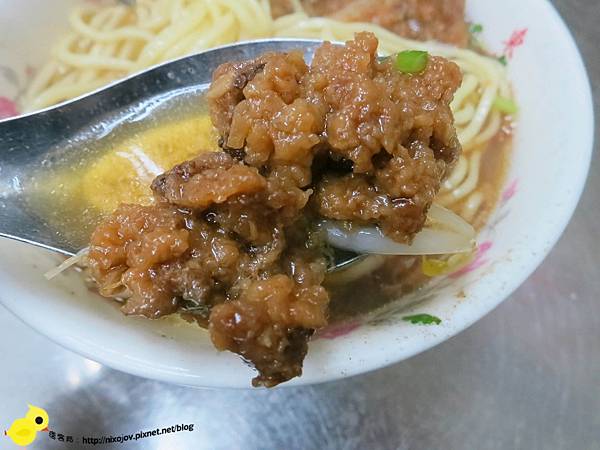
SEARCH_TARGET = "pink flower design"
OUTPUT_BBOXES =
[0,96,19,119]
[450,241,493,278]
[317,321,361,340]
[501,179,518,203]
[503,28,528,59]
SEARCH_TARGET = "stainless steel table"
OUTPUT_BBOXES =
[1,1,598,449]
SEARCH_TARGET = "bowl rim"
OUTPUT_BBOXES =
[0,0,594,388]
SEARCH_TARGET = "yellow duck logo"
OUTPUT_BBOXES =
[4,405,50,448]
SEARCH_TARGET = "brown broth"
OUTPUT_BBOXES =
[454,122,513,231]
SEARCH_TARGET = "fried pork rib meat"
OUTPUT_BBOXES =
[209,32,461,242]
[86,33,461,386]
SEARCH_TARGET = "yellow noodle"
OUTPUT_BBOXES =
[471,111,502,148]
[454,104,475,126]
[76,8,126,83]
[451,74,479,110]
[441,155,469,193]
[134,5,209,68]
[457,83,497,148]
[57,34,136,71]
[27,80,113,111]
[462,191,484,222]
[438,150,483,205]
[71,7,153,42]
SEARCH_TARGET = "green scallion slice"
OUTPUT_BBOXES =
[469,23,483,34]
[395,50,429,74]
[402,314,442,326]
[493,96,519,115]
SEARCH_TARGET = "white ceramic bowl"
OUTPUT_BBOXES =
[0,0,593,387]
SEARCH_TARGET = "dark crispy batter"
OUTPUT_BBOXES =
[210,274,328,387]
[87,204,189,318]
[151,152,266,209]
[206,58,270,140]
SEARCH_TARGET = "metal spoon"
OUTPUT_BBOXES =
[0,39,474,273]
[0,39,367,270]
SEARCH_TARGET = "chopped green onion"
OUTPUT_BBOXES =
[395,50,429,74]
[498,55,508,66]
[493,95,519,115]
[469,24,484,49]
[469,23,484,34]
[402,314,442,326]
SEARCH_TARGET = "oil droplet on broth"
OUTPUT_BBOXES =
[27,103,218,248]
